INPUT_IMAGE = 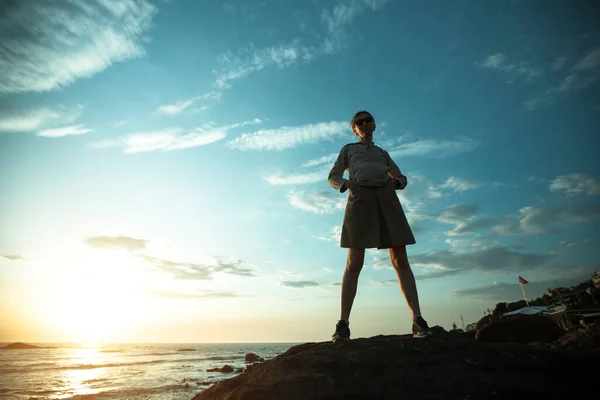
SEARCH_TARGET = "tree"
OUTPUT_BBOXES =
[493,302,508,316]
[452,322,457,330]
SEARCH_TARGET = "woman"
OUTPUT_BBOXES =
[327,110,432,341]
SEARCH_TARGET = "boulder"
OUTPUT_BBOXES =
[192,333,597,399]
[475,314,562,343]
[206,364,234,373]
[244,352,264,362]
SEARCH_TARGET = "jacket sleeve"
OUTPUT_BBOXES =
[328,146,349,192]
[382,149,407,190]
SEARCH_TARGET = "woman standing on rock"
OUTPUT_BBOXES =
[328,110,432,341]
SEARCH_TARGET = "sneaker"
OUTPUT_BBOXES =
[412,316,433,338]
[332,320,350,342]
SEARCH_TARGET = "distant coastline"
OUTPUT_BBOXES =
[1,342,57,350]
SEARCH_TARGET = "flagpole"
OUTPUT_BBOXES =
[519,280,530,306]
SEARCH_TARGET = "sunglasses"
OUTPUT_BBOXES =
[354,116,374,126]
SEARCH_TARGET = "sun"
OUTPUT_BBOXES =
[44,246,147,344]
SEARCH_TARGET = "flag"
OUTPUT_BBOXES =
[518,276,528,284]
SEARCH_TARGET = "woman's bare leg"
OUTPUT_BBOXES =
[340,248,365,321]
[389,245,421,317]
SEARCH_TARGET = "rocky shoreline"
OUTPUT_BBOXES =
[192,319,600,400]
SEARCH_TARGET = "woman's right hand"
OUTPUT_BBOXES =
[344,179,358,190]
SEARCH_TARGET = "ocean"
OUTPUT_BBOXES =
[0,342,299,399]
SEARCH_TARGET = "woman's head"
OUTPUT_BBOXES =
[350,110,376,139]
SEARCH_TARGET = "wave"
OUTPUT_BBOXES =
[21,382,195,399]
[0,354,246,373]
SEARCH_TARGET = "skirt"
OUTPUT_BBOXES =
[340,184,416,249]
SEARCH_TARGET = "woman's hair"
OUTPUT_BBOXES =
[350,110,374,129]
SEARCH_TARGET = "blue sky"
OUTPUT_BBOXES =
[1,0,599,343]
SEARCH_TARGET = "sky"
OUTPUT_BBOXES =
[0,0,599,344]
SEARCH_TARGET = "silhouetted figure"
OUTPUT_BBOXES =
[328,110,432,341]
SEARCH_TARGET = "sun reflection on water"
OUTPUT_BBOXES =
[61,347,106,397]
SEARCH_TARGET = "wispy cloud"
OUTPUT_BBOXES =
[557,238,593,248]
[440,176,483,192]
[139,254,256,280]
[315,225,343,243]
[2,255,26,261]
[477,53,539,80]
[213,0,389,89]
[139,254,214,280]
[302,153,338,168]
[38,124,93,138]
[0,106,83,134]
[412,246,555,275]
[156,91,222,115]
[387,138,478,159]
[147,289,238,299]
[265,169,327,185]
[451,266,598,300]
[0,0,156,93]
[156,99,194,115]
[549,173,600,197]
[281,280,319,288]
[227,121,348,151]
[84,236,148,252]
[519,203,600,235]
[287,190,346,214]
[92,118,262,153]
[525,47,600,110]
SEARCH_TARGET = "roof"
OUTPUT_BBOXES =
[503,306,549,316]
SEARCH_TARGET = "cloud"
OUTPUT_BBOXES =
[287,190,346,214]
[147,290,237,299]
[477,53,539,80]
[265,168,327,185]
[451,265,598,301]
[0,0,156,94]
[156,99,194,115]
[213,259,255,277]
[2,255,26,261]
[553,56,567,71]
[138,254,256,280]
[549,173,600,197]
[435,204,479,224]
[0,106,83,134]
[387,138,478,159]
[416,269,461,281]
[557,238,593,248]
[571,47,600,71]
[139,255,214,280]
[91,119,261,153]
[227,121,348,151]
[315,225,343,243]
[38,124,93,138]
[281,280,319,288]
[525,47,600,110]
[440,177,483,192]
[519,203,600,234]
[84,236,148,251]
[302,153,338,168]
[411,247,555,275]
[213,0,389,88]
[156,92,222,115]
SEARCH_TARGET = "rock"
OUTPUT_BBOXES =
[207,364,234,373]
[1,342,56,349]
[475,315,562,343]
[552,323,600,350]
[236,367,244,373]
[192,333,597,399]
[244,352,264,362]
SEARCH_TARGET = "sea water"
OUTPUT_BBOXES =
[0,342,297,399]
